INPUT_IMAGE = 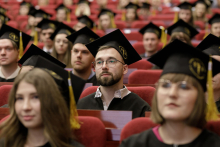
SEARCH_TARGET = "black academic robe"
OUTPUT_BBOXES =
[77,92,151,119]
[0,77,15,82]
[86,75,99,86]
[216,100,220,113]
[120,129,220,147]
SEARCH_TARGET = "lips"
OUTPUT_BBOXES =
[75,61,82,64]
[0,58,7,61]
[23,115,34,121]
[166,103,179,107]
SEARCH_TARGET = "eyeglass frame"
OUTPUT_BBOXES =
[92,58,125,69]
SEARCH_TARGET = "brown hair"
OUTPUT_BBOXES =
[168,32,192,46]
[0,68,74,147]
[150,73,207,129]
[178,9,194,27]
[98,13,116,30]
[193,3,208,22]
[10,40,18,50]
[51,36,72,68]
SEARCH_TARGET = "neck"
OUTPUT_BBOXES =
[1,63,18,79]
[73,68,92,80]
[45,44,53,50]
[145,50,157,57]
[213,90,220,102]
[26,127,48,146]
[58,55,65,62]
[100,78,124,104]
[159,121,202,145]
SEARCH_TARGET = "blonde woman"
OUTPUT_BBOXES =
[75,0,91,17]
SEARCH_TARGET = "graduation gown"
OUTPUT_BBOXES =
[77,92,151,119]
[120,129,220,147]
[0,77,15,82]
[86,75,99,86]
[216,100,220,113]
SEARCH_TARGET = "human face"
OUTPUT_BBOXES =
[143,32,159,52]
[151,0,161,7]
[157,78,198,121]
[63,0,73,6]
[71,43,94,72]
[38,0,48,6]
[179,9,191,23]
[96,0,107,7]
[54,34,69,55]
[195,3,206,18]
[28,16,35,27]
[99,14,111,30]
[0,39,19,66]
[95,48,128,86]
[56,9,67,22]
[211,55,220,92]
[40,28,54,47]
[15,81,43,129]
[119,0,129,8]
[19,5,29,15]
[211,22,220,37]
[74,22,86,31]
[126,8,136,21]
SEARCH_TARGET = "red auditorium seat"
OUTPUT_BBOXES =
[0,115,10,123]
[0,85,13,107]
[148,14,174,21]
[20,21,28,32]
[128,70,162,84]
[132,42,163,54]
[79,86,156,105]
[120,117,220,143]
[128,59,153,70]
[195,30,206,40]
[115,21,126,30]
[122,31,143,41]
[7,21,18,29]
[94,30,105,37]
[15,15,29,23]
[75,116,107,147]
[131,21,165,29]
[192,42,200,47]
[63,21,77,28]
[194,21,205,30]
[37,42,45,49]
[89,15,98,22]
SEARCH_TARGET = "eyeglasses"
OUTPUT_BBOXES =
[157,79,194,94]
[93,58,125,69]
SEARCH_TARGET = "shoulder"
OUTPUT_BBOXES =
[126,92,150,106]
[120,129,154,147]
[200,129,220,146]
[77,93,96,106]
[71,140,85,147]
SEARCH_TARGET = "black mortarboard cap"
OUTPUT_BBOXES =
[20,1,33,8]
[139,22,162,38]
[0,24,31,49]
[77,15,94,29]
[193,0,210,8]
[208,13,220,25]
[125,2,140,9]
[148,39,220,91]
[18,44,66,68]
[30,9,52,19]
[50,23,75,40]
[98,9,116,18]
[196,34,220,56]
[0,12,10,24]
[37,19,60,30]
[141,2,151,9]
[178,2,193,9]
[167,19,199,38]
[0,6,7,14]
[18,45,86,104]
[67,26,99,45]
[55,4,71,13]
[85,29,141,65]
[77,0,90,5]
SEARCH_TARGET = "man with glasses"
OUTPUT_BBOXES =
[0,24,31,82]
[77,29,151,119]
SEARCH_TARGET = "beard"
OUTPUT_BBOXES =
[97,71,122,86]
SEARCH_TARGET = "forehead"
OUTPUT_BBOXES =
[73,43,89,51]
[95,48,123,60]
[16,80,37,94]
[0,39,13,47]
[143,32,158,39]
[55,33,68,39]
[41,28,54,33]
[100,14,110,19]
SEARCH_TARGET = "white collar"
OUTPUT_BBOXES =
[43,46,53,53]
[0,66,20,79]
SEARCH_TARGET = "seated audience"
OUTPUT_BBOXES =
[30,9,52,26]
[96,0,108,9]
[177,2,194,26]
[19,1,33,16]
[193,0,209,23]
[77,29,151,119]
[74,15,94,31]
[63,0,73,7]
[98,9,116,31]
[75,0,91,17]
[55,4,71,22]
[120,39,220,147]
[138,2,151,20]
[0,24,31,82]
[124,2,140,28]
[208,13,220,37]
[117,0,129,10]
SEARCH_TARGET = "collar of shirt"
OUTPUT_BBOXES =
[43,46,53,53]
[94,85,131,99]
[72,69,95,80]
[0,66,20,79]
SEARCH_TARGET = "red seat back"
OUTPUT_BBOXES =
[7,21,18,29]
[128,70,162,84]
[75,116,106,147]
[131,21,165,29]
[115,21,126,30]
[122,31,143,41]
[0,85,12,107]
[128,59,153,70]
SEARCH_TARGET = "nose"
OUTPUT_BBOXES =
[23,99,32,111]
[101,61,109,70]
[168,84,178,98]
[0,49,6,55]
[76,51,82,58]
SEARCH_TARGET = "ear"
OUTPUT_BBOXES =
[123,64,128,75]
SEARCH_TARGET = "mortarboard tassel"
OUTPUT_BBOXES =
[68,71,81,129]
[19,31,23,59]
[33,28,38,46]
[152,9,156,16]
[121,10,126,21]
[160,26,167,48]
[67,11,71,22]
[203,23,209,39]
[173,12,178,23]
[110,13,116,28]
[206,56,219,121]
[93,23,97,33]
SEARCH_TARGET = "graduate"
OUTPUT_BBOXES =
[77,29,151,119]
[55,4,71,22]
[74,15,94,31]
[193,0,210,23]
[208,13,220,37]
[120,39,220,147]
[75,0,91,17]
[50,23,75,68]
[167,19,199,45]
[29,9,52,26]
[138,2,151,20]
[98,9,116,31]
[197,34,220,112]
[0,12,10,30]
[67,27,100,85]
[139,22,162,59]
[177,2,194,26]
[124,2,140,28]
[0,24,31,82]
[37,19,60,54]
[19,1,33,16]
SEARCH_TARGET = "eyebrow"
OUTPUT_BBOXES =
[95,57,117,61]
[15,92,38,96]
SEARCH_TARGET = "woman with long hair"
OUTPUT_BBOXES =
[193,0,209,23]
[120,39,220,147]
[124,2,140,28]
[50,23,75,68]
[177,2,194,26]
[98,9,116,31]
[0,68,84,147]
[75,0,91,17]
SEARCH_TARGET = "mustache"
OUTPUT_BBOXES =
[99,71,113,76]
